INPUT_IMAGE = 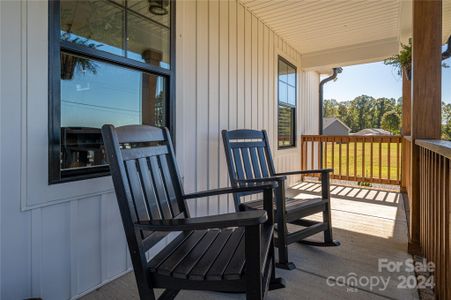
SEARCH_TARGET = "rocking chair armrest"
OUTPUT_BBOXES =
[134,211,267,231]
[236,175,287,184]
[275,168,333,176]
[182,182,278,200]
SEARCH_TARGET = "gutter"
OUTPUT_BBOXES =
[319,67,342,134]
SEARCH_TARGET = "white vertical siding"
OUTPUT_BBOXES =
[176,0,319,195]
[0,1,319,299]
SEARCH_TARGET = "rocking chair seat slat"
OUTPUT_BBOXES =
[173,230,221,279]
[206,227,245,280]
[240,197,326,216]
[148,231,194,272]
[223,235,246,280]
[148,228,250,281]
[157,230,208,276]
[189,229,234,280]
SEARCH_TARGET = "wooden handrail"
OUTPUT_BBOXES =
[413,139,451,299]
[301,135,402,185]
[415,139,451,159]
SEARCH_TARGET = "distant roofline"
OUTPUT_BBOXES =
[323,117,351,131]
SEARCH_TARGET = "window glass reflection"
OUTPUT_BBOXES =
[60,0,125,56]
[60,0,171,68]
[127,8,171,68]
[278,106,294,147]
[60,53,167,170]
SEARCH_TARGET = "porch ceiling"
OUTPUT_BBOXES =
[241,0,451,72]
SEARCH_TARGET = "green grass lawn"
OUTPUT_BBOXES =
[322,142,401,181]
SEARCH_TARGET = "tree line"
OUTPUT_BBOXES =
[323,95,402,134]
[324,95,451,139]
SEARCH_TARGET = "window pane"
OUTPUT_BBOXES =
[278,106,294,147]
[278,59,288,83]
[60,0,125,57]
[287,65,296,86]
[60,52,167,171]
[60,0,172,68]
[127,3,171,69]
[279,81,288,103]
[287,86,296,106]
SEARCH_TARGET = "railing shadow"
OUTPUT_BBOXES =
[288,181,401,208]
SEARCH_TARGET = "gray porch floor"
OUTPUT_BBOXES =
[81,183,419,300]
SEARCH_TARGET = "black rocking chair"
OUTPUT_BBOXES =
[222,129,340,270]
[102,124,285,300]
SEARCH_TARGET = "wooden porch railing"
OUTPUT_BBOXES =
[415,140,451,299]
[301,135,402,185]
[403,137,412,196]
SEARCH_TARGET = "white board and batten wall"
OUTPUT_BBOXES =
[176,0,320,215]
[0,0,320,299]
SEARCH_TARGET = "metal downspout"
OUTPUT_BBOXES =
[318,67,342,168]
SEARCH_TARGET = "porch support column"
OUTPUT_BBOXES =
[409,0,442,254]
[400,71,411,193]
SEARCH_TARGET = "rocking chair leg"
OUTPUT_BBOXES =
[321,171,340,247]
[158,289,180,300]
[275,184,296,270]
[246,225,263,300]
[322,207,341,247]
[275,224,296,270]
[268,238,286,290]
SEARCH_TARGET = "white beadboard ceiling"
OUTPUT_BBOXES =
[241,0,401,54]
[241,0,451,70]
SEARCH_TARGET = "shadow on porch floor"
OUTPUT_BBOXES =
[81,183,419,300]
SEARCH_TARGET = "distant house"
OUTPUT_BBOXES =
[353,128,393,136]
[323,117,351,135]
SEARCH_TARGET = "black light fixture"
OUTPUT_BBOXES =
[148,0,169,16]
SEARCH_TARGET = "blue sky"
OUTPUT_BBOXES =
[322,59,451,103]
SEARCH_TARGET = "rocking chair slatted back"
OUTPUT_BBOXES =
[222,129,276,209]
[102,125,188,253]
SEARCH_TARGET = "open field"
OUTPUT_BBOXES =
[322,142,401,182]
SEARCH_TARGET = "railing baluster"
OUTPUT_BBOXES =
[331,140,335,175]
[303,137,307,171]
[397,139,400,182]
[370,137,374,180]
[338,137,342,179]
[354,140,357,180]
[324,140,328,169]
[379,141,382,180]
[346,137,350,178]
[310,139,314,170]
[317,139,321,170]
[361,139,365,180]
[388,139,391,181]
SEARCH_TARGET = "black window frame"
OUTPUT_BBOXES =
[48,0,176,184]
[277,56,297,149]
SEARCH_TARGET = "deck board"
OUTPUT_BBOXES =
[81,183,419,300]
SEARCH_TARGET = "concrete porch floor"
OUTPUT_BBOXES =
[81,183,419,300]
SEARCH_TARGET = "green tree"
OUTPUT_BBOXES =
[349,95,373,131]
[381,111,401,134]
[442,102,451,140]
[371,98,395,128]
[323,99,339,117]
